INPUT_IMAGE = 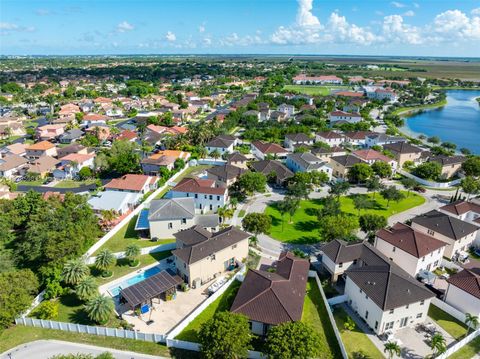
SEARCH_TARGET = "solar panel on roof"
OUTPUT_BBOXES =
[135,209,150,230]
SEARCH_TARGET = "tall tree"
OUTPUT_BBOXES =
[199,312,252,359]
[401,177,418,197]
[380,186,405,208]
[347,163,373,183]
[237,171,266,195]
[329,181,350,200]
[84,294,115,325]
[242,213,271,237]
[384,341,401,359]
[359,214,388,237]
[75,276,98,302]
[352,195,373,216]
[265,322,322,359]
[372,161,392,178]
[320,214,359,241]
[94,249,116,277]
[283,196,300,223]
[461,176,480,200]
[365,177,384,198]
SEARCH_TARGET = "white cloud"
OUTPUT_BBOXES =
[433,10,480,40]
[382,15,423,44]
[413,2,420,9]
[165,31,176,42]
[199,24,205,33]
[472,8,480,16]
[116,21,134,33]
[326,12,377,45]
[404,10,415,17]
[391,1,406,8]
[202,37,212,46]
[0,22,35,35]
[296,0,321,27]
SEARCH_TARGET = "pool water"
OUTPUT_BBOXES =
[108,266,162,297]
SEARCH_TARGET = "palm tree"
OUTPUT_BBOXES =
[75,276,98,301]
[100,210,117,230]
[465,313,479,334]
[62,258,89,285]
[125,244,141,267]
[384,341,401,359]
[218,205,234,223]
[210,149,221,160]
[430,332,446,356]
[197,146,208,159]
[95,249,116,277]
[84,294,115,324]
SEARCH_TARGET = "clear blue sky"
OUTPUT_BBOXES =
[1,0,480,56]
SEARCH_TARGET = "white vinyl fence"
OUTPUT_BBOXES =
[309,270,349,359]
[15,317,166,343]
[86,242,176,265]
[436,329,480,359]
[431,298,475,330]
[397,169,461,188]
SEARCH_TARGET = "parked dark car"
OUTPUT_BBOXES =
[414,185,426,193]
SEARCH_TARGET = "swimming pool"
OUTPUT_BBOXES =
[108,265,162,297]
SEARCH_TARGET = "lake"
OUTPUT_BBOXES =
[403,90,480,153]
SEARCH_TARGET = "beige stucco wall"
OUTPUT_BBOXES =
[149,217,195,240]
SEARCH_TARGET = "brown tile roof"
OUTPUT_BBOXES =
[331,154,365,167]
[376,223,446,258]
[344,131,376,140]
[447,268,480,300]
[383,142,423,154]
[440,200,480,216]
[250,160,294,183]
[142,155,176,166]
[230,252,309,325]
[353,149,393,163]
[316,131,344,139]
[116,130,137,141]
[26,140,55,151]
[27,156,59,174]
[104,174,156,192]
[0,154,28,171]
[172,177,227,195]
[252,140,287,154]
[411,210,479,240]
[172,226,249,264]
[173,225,213,247]
[429,155,466,167]
[5,143,27,155]
[60,153,94,164]
[206,164,246,180]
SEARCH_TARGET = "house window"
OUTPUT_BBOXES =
[389,309,394,314]
[420,300,425,305]
[359,289,363,294]
[195,194,198,199]
[365,311,369,319]
[406,304,409,309]
[385,321,394,330]
[416,313,422,319]
[365,295,368,300]
[422,257,425,262]
[434,260,438,267]
[186,193,189,197]
[209,204,213,210]
[183,263,186,269]
[204,195,207,199]
[232,244,237,249]
[217,195,220,201]
[339,262,343,268]
[392,247,396,252]
[211,254,216,260]
[168,222,173,229]
[375,321,378,329]
[209,195,213,200]
[181,218,187,224]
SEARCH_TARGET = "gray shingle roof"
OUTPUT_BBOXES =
[148,198,195,221]
[411,210,479,240]
[287,152,327,171]
[250,160,294,182]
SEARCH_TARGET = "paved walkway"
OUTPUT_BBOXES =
[0,340,166,359]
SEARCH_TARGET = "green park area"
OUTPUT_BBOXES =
[283,85,331,95]
[265,192,424,244]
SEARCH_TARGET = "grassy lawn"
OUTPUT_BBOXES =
[0,325,171,357]
[238,209,246,218]
[53,179,97,188]
[302,279,342,359]
[93,214,175,254]
[90,250,173,283]
[265,192,424,244]
[448,336,480,359]
[428,305,468,340]
[175,279,242,342]
[333,307,384,359]
[392,99,447,116]
[154,165,212,200]
[18,180,45,186]
[283,85,330,96]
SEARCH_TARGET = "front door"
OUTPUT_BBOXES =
[400,317,408,327]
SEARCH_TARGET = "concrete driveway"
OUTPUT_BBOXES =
[0,340,166,359]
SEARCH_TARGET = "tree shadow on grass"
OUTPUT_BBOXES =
[294,220,319,233]
[304,207,321,217]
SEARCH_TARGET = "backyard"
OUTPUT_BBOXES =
[427,305,468,340]
[265,192,425,243]
[154,164,212,199]
[302,279,342,359]
[175,279,242,342]
[93,214,174,254]
[332,307,384,359]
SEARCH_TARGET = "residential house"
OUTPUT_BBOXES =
[329,111,362,124]
[428,155,466,179]
[251,140,290,160]
[36,124,65,141]
[26,141,57,159]
[82,114,110,127]
[169,177,228,213]
[85,125,110,141]
[1,143,27,157]
[250,160,294,187]
[173,226,250,288]
[141,150,191,174]
[321,240,434,334]
[383,142,424,167]
[59,129,84,144]
[311,146,347,162]
[375,223,446,277]
[88,191,141,215]
[227,152,249,169]
[26,156,59,178]
[444,268,480,318]
[277,104,295,118]
[57,144,88,159]
[330,155,365,179]
[365,134,406,148]
[58,103,80,118]
[53,153,95,180]
[104,174,158,194]
[205,135,237,155]
[284,133,313,151]
[344,131,375,147]
[0,154,28,179]
[146,198,196,239]
[230,252,309,336]
[286,153,332,179]
[411,210,479,259]
[366,87,398,102]
[315,131,345,147]
[352,149,397,173]
[206,164,246,187]
[269,110,287,122]
[116,130,138,143]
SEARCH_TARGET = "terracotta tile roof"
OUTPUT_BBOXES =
[105,174,156,192]
[252,140,288,154]
[172,177,227,195]
[150,150,190,160]
[116,130,137,141]
[230,252,309,325]
[376,223,446,258]
[440,200,480,216]
[5,143,27,155]
[26,140,55,151]
[60,153,95,164]
[83,113,110,122]
[353,149,393,163]
[447,268,480,300]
